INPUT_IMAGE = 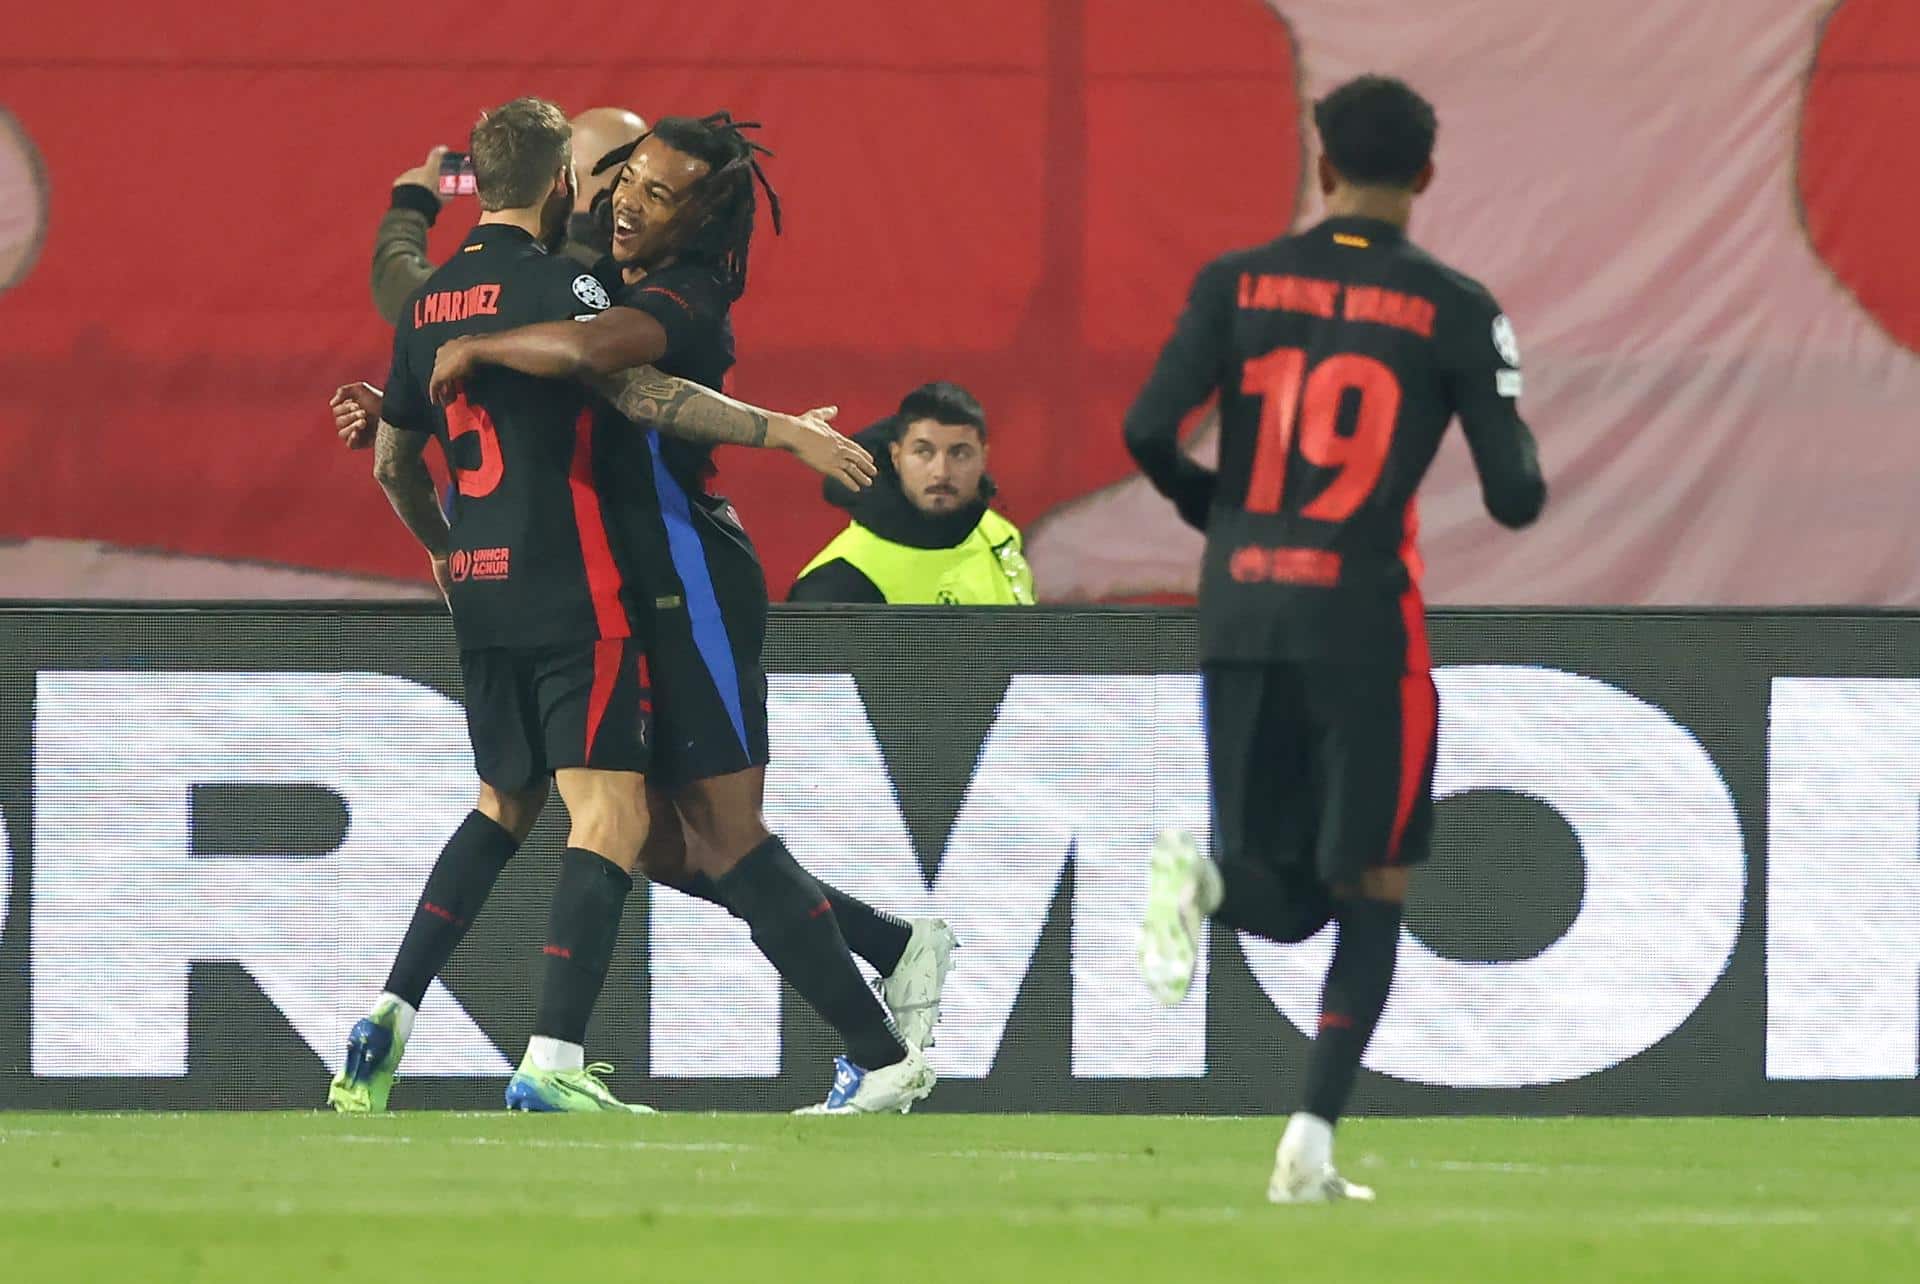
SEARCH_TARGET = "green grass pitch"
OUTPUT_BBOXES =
[3,1114,1915,1283]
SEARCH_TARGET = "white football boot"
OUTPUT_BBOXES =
[1267,1112,1377,1204]
[1137,829,1222,1006]
[793,1045,937,1115]
[880,920,959,1049]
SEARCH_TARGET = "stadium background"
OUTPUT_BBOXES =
[1,2,1918,1117]
[1,605,1915,1112]
[3,0,1920,604]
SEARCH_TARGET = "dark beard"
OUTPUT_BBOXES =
[568,196,614,259]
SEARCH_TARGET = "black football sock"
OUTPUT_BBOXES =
[666,869,733,912]
[1301,897,1403,1125]
[1210,858,1335,945]
[383,810,520,1008]
[715,835,907,1070]
[668,870,913,978]
[531,848,633,1046]
[821,886,913,977]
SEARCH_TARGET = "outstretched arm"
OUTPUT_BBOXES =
[593,364,771,447]
[592,366,876,491]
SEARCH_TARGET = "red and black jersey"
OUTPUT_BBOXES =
[1125,216,1546,668]
[382,223,647,650]
[610,260,738,495]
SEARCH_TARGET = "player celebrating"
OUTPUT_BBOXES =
[426,113,948,1114]
[330,98,865,1116]
[1127,76,1546,1200]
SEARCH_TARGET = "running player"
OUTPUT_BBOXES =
[329,98,866,1116]
[1127,76,1546,1200]
[425,113,948,1114]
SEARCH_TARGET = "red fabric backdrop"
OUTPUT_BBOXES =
[0,0,1296,596]
[2,0,1918,603]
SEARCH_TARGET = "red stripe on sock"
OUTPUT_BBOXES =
[1319,1012,1355,1032]
[808,899,833,919]
[542,945,573,960]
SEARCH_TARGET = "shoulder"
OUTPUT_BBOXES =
[619,263,732,319]
[1401,245,1522,367]
[978,508,1024,547]
[789,555,884,604]
[1183,236,1301,306]
[523,254,615,317]
[1399,240,1502,314]
[1191,244,1265,295]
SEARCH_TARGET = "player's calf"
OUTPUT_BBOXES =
[510,769,654,1112]
[710,834,911,1074]
[1270,893,1403,1202]
[329,790,540,1112]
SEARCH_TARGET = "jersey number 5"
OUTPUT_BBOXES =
[1241,349,1401,521]
[444,392,505,498]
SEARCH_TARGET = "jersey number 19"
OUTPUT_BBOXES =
[1241,348,1401,522]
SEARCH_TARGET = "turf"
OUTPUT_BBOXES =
[2,1114,1915,1283]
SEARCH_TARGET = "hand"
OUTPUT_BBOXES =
[330,382,383,450]
[429,337,482,405]
[775,406,878,491]
[394,145,449,201]
[429,554,454,605]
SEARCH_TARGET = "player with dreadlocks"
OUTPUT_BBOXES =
[429,113,949,1114]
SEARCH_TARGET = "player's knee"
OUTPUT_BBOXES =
[475,780,547,843]
[557,772,651,868]
[682,811,770,873]
[1333,866,1411,904]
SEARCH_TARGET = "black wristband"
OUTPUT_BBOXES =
[389,184,441,224]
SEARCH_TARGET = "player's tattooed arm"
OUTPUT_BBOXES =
[592,365,768,446]
[371,420,451,558]
[590,368,878,491]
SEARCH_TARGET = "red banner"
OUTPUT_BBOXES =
[2,1,1917,603]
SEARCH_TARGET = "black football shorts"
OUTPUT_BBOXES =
[459,638,653,793]
[644,489,773,787]
[1203,660,1438,885]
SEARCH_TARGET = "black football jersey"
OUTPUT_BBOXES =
[1125,216,1546,667]
[382,223,648,649]
[610,260,739,496]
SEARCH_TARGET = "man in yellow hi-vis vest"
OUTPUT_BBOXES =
[789,383,1036,605]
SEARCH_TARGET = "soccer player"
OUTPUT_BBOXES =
[1126,76,1546,1200]
[425,113,949,1114]
[329,97,864,1116]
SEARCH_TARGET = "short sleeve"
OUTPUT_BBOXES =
[556,266,615,322]
[616,265,729,366]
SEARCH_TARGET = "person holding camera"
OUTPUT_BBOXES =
[369,108,647,325]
